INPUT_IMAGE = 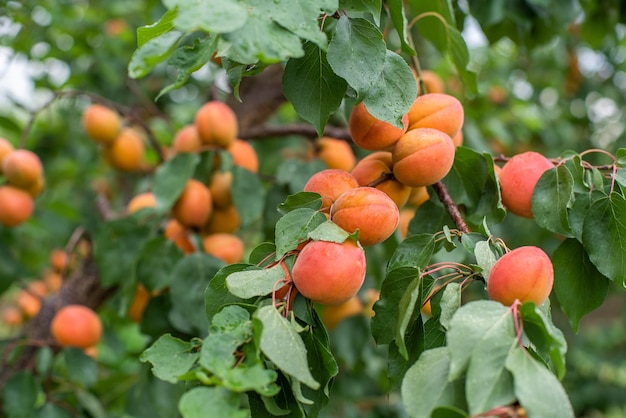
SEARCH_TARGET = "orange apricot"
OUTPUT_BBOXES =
[303,169,359,211]
[414,69,446,95]
[82,104,122,145]
[3,149,44,188]
[291,239,366,305]
[44,271,63,292]
[452,130,463,147]
[16,281,47,317]
[407,93,464,138]
[128,284,151,323]
[127,192,157,214]
[105,128,145,172]
[363,288,380,318]
[0,138,15,172]
[350,152,411,207]
[1,306,23,327]
[195,101,238,148]
[0,185,34,227]
[25,175,45,197]
[330,187,400,247]
[172,179,212,228]
[164,218,196,254]
[173,124,202,153]
[202,204,240,234]
[320,295,363,330]
[316,137,357,171]
[392,128,456,187]
[407,186,429,208]
[421,300,432,316]
[227,140,259,173]
[487,246,554,306]
[209,171,233,209]
[51,305,102,349]
[398,207,415,239]
[349,102,408,151]
[202,233,245,264]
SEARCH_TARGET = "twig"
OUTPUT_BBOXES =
[431,181,470,234]
[239,124,351,141]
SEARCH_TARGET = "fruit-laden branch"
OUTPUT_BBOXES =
[431,181,471,234]
[240,124,351,141]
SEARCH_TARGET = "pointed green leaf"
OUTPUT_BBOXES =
[340,0,382,24]
[3,372,40,418]
[233,166,266,227]
[140,334,199,383]
[532,166,574,237]
[137,8,178,47]
[163,0,247,33]
[178,387,249,418]
[206,264,256,324]
[388,233,437,271]
[272,0,329,49]
[396,273,422,359]
[226,263,286,299]
[307,221,351,243]
[278,192,323,215]
[137,237,183,291]
[128,31,182,79]
[274,208,328,258]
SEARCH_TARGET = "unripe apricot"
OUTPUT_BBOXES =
[0,185,34,227]
[202,204,240,234]
[195,101,238,148]
[105,128,145,172]
[0,138,15,172]
[164,218,196,254]
[351,152,411,207]
[227,140,259,173]
[349,102,408,151]
[292,239,366,305]
[209,171,233,209]
[487,246,554,306]
[320,295,363,330]
[173,124,202,153]
[407,93,464,138]
[413,69,446,95]
[51,305,102,348]
[128,284,151,323]
[172,179,212,228]
[82,104,121,145]
[499,152,553,219]
[303,169,359,211]
[392,128,456,187]
[202,233,245,264]
[127,192,157,214]
[316,137,357,171]
[3,149,44,188]
[330,187,399,247]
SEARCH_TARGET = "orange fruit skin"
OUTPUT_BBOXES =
[105,128,145,172]
[317,137,357,171]
[172,179,213,228]
[164,219,196,254]
[0,137,15,173]
[0,185,34,227]
[195,101,238,148]
[202,205,240,234]
[127,192,157,214]
[292,240,366,305]
[82,104,121,145]
[350,152,411,208]
[51,305,103,349]
[303,169,359,211]
[209,171,233,209]
[349,103,408,151]
[487,246,554,306]
[413,69,446,95]
[128,284,151,323]
[320,295,363,330]
[2,306,23,327]
[3,149,44,188]
[49,249,68,272]
[227,140,259,173]
[202,233,245,264]
[173,125,202,153]
[407,93,464,138]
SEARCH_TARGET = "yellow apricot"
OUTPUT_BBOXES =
[127,192,157,214]
[202,204,240,234]
[172,179,212,228]
[209,171,233,209]
[3,149,44,188]
[195,101,238,148]
[0,138,15,173]
[202,233,245,264]
[82,104,121,145]
[349,102,408,151]
[227,140,259,173]
[105,128,145,172]
[316,137,357,171]
[0,185,34,227]
[407,93,464,138]
[303,169,359,211]
[173,124,202,153]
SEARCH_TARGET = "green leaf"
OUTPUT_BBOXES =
[615,168,626,189]
[532,166,574,237]
[552,238,609,332]
[438,282,461,331]
[153,152,200,211]
[387,233,437,271]
[306,221,351,243]
[200,306,253,374]
[340,0,382,25]
[617,148,626,167]
[35,403,72,418]
[277,192,323,215]
[128,31,182,79]
[582,193,626,282]
[137,8,178,47]
[474,240,497,282]
[61,348,98,387]
[386,0,416,54]
[226,263,286,299]
[178,387,249,418]
[3,372,39,418]
[395,273,422,359]
[505,347,575,418]
[274,208,327,258]
[300,328,339,416]
[272,0,329,49]
[232,166,266,227]
[206,264,254,324]
[254,305,320,390]
[283,42,347,136]
[75,389,107,418]
[431,406,469,418]
[163,0,247,33]
[140,334,199,384]
[136,237,183,291]
[276,159,328,194]
[249,242,277,266]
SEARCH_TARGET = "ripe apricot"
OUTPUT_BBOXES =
[164,219,196,254]
[82,104,122,145]
[303,169,359,211]
[407,186,429,207]
[291,239,366,305]
[227,140,259,173]
[320,295,363,330]
[363,288,380,318]
[127,192,157,214]
[398,207,415,239]
[3,149,44,188]
[392,128,456,187]
[0,138,15,172]
[413,69,446,95]
[105,128,145,172]
[349,102,408,151]
[351,152,410,207]
[452,130,463,147]
[487,246,554,306]
[16,281,47,317]
[209,171,233,209]
[499,151,553,218]
[25,175,45,197]
[51,305,102,349]
[195,101,238,148]
[173,124,202,153]
[202,204,240,234]
[202,233,245,264]
[128,284,151,323]
[330,187,399,247]
[1,306,23,327]
[407,93,464,138]
[172,179,212,228]
[44,271,63,292]
[316,137,357,171]
[0,185,34,227]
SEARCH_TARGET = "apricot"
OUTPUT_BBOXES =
[164,218,196,254]
[128,284,151,323]
[303,169,359,211]
[291,239,366,305]
[452,130,463,147]
[330,187,399,247]
[202,233,245,264]
[421,300,432,316]
[407,186,429,208]
[407,93,464,138]
[172,179,212,228]
[392,128,456,187]
[499,151,553,219]
[26,175,45,197]
[105,128,145,172]
[209,171,233,209]
[173,124,202,153]
[3,149,44,188]
[0,137,15,172]
[487,246,554,306]
[320,295,363,330]
[195,101,238,148]
[202,204,239,234]
[227,140,259,173]
[16,281,47,317]
[1,306,23,327]
[349,102,408,151]
[51,305,102,348]
[44,271,63,292]
[0,185,34,227]
[350,152,410,207]
[83,345,99,359]
[127,192,157,214]
[413,69,446,95]
[398,207,415,239]
[82,104,122,145]
[316,137,357,171]
[363,288,380,318]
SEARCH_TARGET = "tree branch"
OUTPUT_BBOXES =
[431,181,471,234]
[240,124,351,141]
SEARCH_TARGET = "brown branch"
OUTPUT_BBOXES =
[240,124,351,141]
[431,181,470,234]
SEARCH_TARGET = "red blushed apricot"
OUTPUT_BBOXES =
[407,187,429,207]
[195,101,238,148]
[173,125,202,153]
[392,128,456,187]
[51,305,103,349]
[209,171,233,209]
[413,69,446,95]
[172,179,212,228]
[0,186,34,227]
[105,128,145,172]
[202,204,240,234]
[202,233,245,264]
[164,219,196,254]
[127,192,157,214]
[227,140,259,173]
[0,138,15,173]
[3,149,44,188]
[499,152,553,219]
[82,104,121,145]
[316,137,357,171]
[330,187,400,247]
[407,93,464,138]
[292,239,366,305]
[487,246,554,306]
[349,102,408,151]
[351,152,411,208]
[303,169,359,211]
[320,295,363,330]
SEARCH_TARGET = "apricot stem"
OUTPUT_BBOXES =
[366,171,395,188]
[431,182,471,234]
